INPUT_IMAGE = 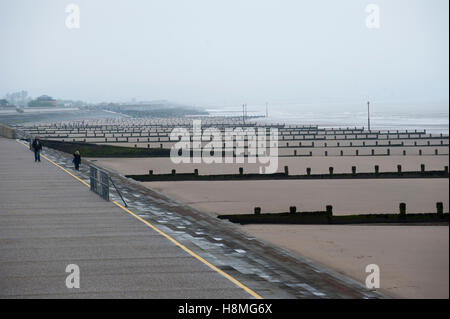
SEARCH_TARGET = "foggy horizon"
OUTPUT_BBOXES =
[1,0,448,113]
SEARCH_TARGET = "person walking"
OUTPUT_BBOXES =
[31,136,42,162]
[72,150,81,171]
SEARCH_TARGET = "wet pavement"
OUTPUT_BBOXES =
[33,142,385,299]
[1,138,253,298]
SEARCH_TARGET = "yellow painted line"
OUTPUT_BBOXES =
[16,139,262,299]
[16,139,90,187]
[43,155,91,187]
[112,200,263,299]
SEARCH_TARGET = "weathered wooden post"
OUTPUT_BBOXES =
[399,203,406,216]
[436,202,444,217]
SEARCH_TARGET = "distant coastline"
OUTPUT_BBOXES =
[257,111,449,134]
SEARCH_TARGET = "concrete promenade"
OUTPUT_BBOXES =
[0,137,250,298]
[0,137,384,299]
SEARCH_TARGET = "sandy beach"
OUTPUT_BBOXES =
[89,155,448,176]
[240,224,449,299]
[138,172,449,299]
[89,153,449,300]
[143,179,448,216]
[84,126,449,300]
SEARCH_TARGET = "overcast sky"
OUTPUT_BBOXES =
[0,0,448,112]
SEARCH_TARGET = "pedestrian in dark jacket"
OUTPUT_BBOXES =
[31,136,42,162]
[72,150,81,170]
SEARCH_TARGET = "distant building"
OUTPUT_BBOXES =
[28,95,57,107]
[0,99,10,107]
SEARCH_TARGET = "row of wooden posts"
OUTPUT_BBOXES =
[253,202,445,216]
[293,148,445,157]
[149,165,449,176]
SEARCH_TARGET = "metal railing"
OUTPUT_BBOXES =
[90,165,128,207]
[90,165,109,201]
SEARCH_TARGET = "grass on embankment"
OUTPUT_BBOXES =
[40,140,170,157]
